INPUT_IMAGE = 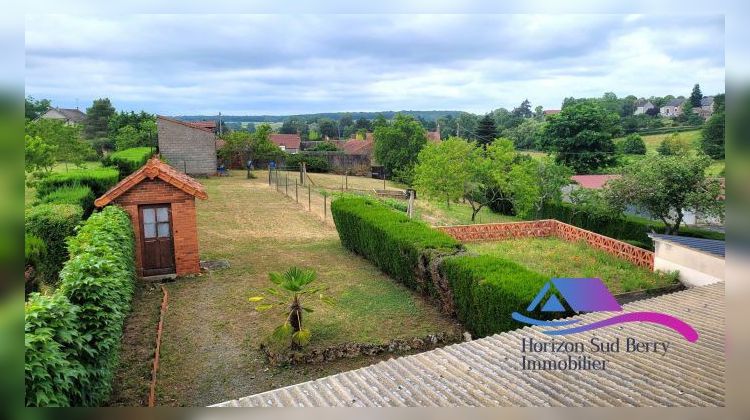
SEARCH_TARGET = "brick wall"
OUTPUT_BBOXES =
[436,219,654,270]
[157,118,217,176]
[114,178,201,276]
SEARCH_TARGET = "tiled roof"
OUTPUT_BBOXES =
[94,156,208,207]
[427,131,441,143]
[189,120,217,130]
[700,96,714,107]
[571,174,621,189]
[55,108,86,123]
[666,98,686,107]
[213,283,725,407]
[649,234,725,258]
[543,109,561,115]
[157,115,214,133]
[342,139,373,156]
[270,134,301,150]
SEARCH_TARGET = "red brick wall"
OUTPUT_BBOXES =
[436,219,654,270]
[113,178,201,277]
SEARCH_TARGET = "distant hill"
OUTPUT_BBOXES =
[174,110,464,123]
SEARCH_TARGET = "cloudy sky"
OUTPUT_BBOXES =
[25,14,724,115]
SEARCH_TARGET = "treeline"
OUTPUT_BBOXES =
[178,110,462,124]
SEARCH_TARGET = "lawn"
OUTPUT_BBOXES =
[414,199,518,226]
[467,237,678,294]
[635,129,702,153]
[110,171,459,406]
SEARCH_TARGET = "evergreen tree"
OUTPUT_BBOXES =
[475,114,498,148]
[690,84,703,107]
[83,98,115,139]
[512,99,533,118]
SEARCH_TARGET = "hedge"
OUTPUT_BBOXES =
[37,186,95,218]
[36,167,120,197]
[536,202,724,249]
[25,206,136,407]
[102,147,152,177]
[441,255,551,337]
[331,196,461,291]
[24,204,83,286]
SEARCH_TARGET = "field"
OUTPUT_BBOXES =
[466,237,678,294]
[110,171,459,406]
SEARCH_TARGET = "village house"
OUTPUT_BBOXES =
[270,133,301,154]
[696,96,715,119]
[94,157,208,278]
[37,107,87,125]
[157,115,218,176]
[659,98,685,117]
[633,99,655,115]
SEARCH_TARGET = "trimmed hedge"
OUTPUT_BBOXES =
[24,204,83,286]
[37,186,95,218]
[441,255,550,337]
[36,167,120,197]
[331,196,460,291]
[536,202,724,249]
[102,147,152,177]
[25,206,136,407]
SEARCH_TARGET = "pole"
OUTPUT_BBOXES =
[268,167,272,185]
[300,162,305,184]
[324,194,327,222]
[285,172,288,196]
[345,171,348,190]
[295,180,298,203]
[308,184,311,211]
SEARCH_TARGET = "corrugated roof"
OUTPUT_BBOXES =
[649,234,725,258]
[213,283,725,407]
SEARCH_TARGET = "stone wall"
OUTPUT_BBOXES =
[436,219,655,270]
[157,117,217,176]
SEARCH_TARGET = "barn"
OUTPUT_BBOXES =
[94,157,208,278]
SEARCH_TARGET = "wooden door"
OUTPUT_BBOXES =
[140,204,176,276]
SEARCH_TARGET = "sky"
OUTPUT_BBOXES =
[24,14,725,116]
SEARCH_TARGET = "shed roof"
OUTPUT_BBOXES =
[270,134,301,150]
[648,233,725,258]
[213,282,725,407]
[94,156,208,207]
[157,115,215,133]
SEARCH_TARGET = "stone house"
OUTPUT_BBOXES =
[37,107,87,125]
[157,115,218,176]
[659,98,685,117]
[94,157,208,278]
[633,99,655,115]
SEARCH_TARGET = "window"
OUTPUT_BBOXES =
[142,206,170,238]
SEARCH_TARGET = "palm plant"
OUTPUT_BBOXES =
[249,266,333,349]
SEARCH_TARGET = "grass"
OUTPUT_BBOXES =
[634,129,702,153]
[414,199,518,226]
[110,170,458,406]
[467,237,679,294]
[305,171,406,190]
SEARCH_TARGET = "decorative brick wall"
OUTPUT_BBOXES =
[436,219,654,270]
[157,117,217,176]
[113,178,201,276]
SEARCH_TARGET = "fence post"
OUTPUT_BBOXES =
[275,169,279,191]
[295,180,298,203]
[268,167,271,185]
[345,171,348,190]
[324,194,327,222]
[285,172,288,196]
[308,184,311,211]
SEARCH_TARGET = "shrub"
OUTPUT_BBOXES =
[24,234,46,267]
[37,186,95,218]
[102,147,152,177]
[331,196,461,291]
[24,204,83,285]
[36,167,120,197]
[285,153,329,173]
[620,133,647,155]
[24,206,136,406]
[657,133,691,156]
[441,255,550,337]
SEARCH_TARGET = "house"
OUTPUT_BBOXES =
[427,130,441,143]
[94,157,208,278]
[696,96,715,119]
[157,115,218,176]
[37,107,86,125]
[270,134,301,154]
[633,99,655,115]
[660,98,685,117]
[543,109,561,116]
[648,234,724,287]
[213,282,724,407]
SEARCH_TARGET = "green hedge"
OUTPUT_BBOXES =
[25,206,136,407]
[441,255,550,337]
[36,167,120,197]
[536,202,724,249]
[37,186,95,218]
[24,204,83,286]
[331,196,460,291]
[102,147,152,177]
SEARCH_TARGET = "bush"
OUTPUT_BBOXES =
[102,146,152,177]
[285,153,329,173]
[37,186,95,218]
[657,133,691,156]
[24,234,46,267]
[620,134,647,155]
[331,196,460,291]
[36,167,120,197]
[24,204,83,285]
[25,206,136,406]
[380,197,408,212]
[441,255,550,337]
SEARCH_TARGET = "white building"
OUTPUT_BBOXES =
[649,233,724,287]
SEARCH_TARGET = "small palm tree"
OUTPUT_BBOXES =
[249,266,333,349]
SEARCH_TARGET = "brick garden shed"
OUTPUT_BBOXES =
[94,157,208,277]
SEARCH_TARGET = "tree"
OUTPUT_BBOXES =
[83,98,115,139]
[678,100,704,125]
[657,133,691,156]
[512,99,533,119]
[279,118,298,134]
[25,96,51,120]
[245,122,256,133]
[354,117,371,132]
[455,112,479,139]
[534,105,544,120]
[25,119,93,167]
[372,114,388,130]
[219,123,283,166]
[414,137,479,208]
[502,118,544,150]
[620,133,647,155]
[690,84,703,107]
[701,94,725,159]
[114,125,141,150]
[249,267,333,349]
[541,100,620,173]
[373,114,427,184]
[530,157,573,216]
[25,134,57,182]
[475,114,498,148]
[317,118,337,139]
[606,154,724,234]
